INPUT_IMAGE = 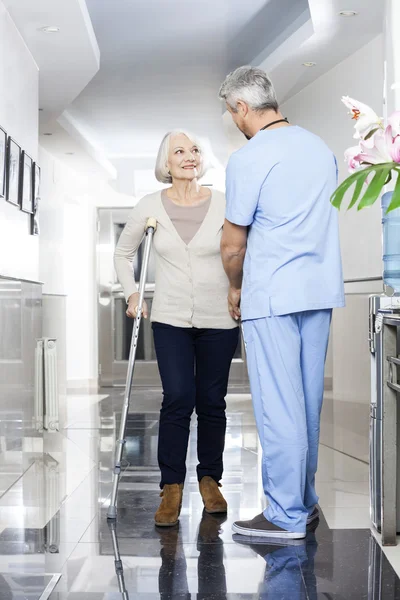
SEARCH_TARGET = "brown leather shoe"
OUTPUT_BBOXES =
[154,483,184,527]
[199,476,227,514]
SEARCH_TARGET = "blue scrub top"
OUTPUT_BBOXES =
[225,126,345,320]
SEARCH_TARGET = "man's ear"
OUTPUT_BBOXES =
[236,100,249,118]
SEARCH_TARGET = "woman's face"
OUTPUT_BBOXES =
[167,134,202,182]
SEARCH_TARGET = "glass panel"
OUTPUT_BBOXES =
[114,295,156,361]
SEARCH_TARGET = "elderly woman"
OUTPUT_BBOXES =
[114,130,239,527]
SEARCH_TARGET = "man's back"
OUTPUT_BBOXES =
[225,125,345,320]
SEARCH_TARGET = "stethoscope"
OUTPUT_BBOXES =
[259,117,289,131]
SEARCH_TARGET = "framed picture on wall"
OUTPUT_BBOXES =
[19,151,33,214]
[0,127,6,198]
[31,162,41,235]
[6,138,21,206]
[33,163,41,204]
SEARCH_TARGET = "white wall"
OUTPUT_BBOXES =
[281,35,384,281]
[39,146,134,384]
[280,35,384,461]
[0,1,39,281]
[39,147,94,383]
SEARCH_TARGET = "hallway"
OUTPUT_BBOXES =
[0,389,399,598]
[2,0,400,597]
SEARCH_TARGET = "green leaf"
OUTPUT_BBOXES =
[387,169,400,213]
[385,170,393,186]
[331,164,384,209]
[358,164,393,210]
[331,162,400,211]
[347,170,371,210]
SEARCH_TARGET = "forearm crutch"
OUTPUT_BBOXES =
[107,217,157,520]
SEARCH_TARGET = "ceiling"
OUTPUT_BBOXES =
[3,0,100,123]
[67,0,310,162]
[4,0,384,197]
[265,0,383,103]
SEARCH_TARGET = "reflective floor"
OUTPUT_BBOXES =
[1,389,400,598]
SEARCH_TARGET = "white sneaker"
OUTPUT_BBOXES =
[232,513,306,540]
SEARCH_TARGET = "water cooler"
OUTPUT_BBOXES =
[369,295,400,532]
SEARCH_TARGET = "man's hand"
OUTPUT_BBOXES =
[221,220,247,321]
[228,287,241,321]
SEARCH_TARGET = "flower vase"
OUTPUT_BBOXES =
[381,191,400,295]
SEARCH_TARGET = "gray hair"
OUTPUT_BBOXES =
[155,130,208,184]
[219,66,278,113]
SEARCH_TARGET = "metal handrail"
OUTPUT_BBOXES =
[344,277,382,284]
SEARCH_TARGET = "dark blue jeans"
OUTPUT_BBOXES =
[152,322,239,488]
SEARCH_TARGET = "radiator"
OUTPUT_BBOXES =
[34,338,59,432]
[34,340,44,432]
[45,455,60,552]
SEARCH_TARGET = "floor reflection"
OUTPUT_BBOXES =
[109,512,228,600]
[109,520,130,600]
[102,503,400,599]
[234,531,318,600]
[1,390,400,598]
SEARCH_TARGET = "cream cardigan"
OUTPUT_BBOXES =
[114,189,237,329]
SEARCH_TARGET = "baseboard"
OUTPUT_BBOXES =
[324,376,333,391]
[67,378,98,393]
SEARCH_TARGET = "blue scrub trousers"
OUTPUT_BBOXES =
[242,309,332,533]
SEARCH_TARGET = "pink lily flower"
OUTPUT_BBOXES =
[388,111,400,137]
[385,124,400,163]
[344,145,363,173]
[353,129,392,165]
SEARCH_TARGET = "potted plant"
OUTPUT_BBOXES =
[332,97,400,293]
[331,97,400,211]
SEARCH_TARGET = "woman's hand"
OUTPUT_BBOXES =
[228,287,241,321]
[126,292,149,319]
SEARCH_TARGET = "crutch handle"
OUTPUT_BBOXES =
[145,217,157,231]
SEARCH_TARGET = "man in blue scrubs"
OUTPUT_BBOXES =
[219,66,344,540]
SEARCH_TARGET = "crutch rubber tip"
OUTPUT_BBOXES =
[145,217,157,231]
[107,506,117,520]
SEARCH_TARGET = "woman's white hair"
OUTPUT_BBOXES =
[155,129,209,184]
[219,65,279,113]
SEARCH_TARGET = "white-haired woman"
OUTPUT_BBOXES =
[114,131,239,527]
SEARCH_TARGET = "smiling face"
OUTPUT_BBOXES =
[167,134,203,182]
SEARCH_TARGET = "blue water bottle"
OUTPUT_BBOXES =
[382,191,400,294]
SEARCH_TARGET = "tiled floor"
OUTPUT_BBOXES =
[0,389,400,598]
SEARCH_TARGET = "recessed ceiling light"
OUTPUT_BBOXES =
[43,133,53,136]
[38,108,43,111]
[65,152,75,155]
[302,62,316,67]
[339,10,358,17]
[39,26,60,33]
